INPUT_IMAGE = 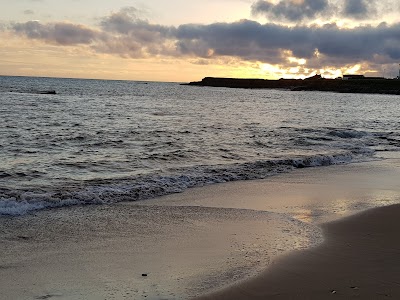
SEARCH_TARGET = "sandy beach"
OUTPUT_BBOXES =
[0,204,320,299]
[198,204,400,299]
[1,153,400,299]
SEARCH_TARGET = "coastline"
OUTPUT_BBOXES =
[197,203,400,299]
[0,205,320,300]
[1,153,400,299]
[185,77,400,95]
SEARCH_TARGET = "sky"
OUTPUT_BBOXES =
[0,0,399,82]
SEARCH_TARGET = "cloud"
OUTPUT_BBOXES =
[176,20,400,64]
[251,0,395,22]
[99,7,175,43]
[252,0,329,22]
[9,7,400,69]
[342,0,377,19]
[10,7,176,58]
[12,21,98,45]
[176,21,286,62]
[23,10,35,15]
[95,7,176,57]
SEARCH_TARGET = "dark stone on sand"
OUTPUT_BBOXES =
[142,273,148,277]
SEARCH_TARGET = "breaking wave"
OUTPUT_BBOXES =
[0,151,369,216]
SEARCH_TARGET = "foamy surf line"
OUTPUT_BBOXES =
[0,151,373,216]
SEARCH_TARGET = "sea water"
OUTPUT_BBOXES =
[1,76,400,216]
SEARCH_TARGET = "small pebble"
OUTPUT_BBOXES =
[142,274,148,277]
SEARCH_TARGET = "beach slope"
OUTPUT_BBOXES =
[198,204,400,299]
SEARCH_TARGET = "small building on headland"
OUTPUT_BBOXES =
[343,75,385,80]
[343,75,365,80]
[304,74,322,80]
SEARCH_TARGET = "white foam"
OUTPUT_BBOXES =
[0,198,53,216]
[0,151,373,217]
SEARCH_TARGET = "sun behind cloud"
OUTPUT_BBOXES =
[0,1,399,81]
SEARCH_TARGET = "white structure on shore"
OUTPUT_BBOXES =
[343,75,365,80]
[398,64,400,79]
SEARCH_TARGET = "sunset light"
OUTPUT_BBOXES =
[0,0,399,81]
[1,1,400,299]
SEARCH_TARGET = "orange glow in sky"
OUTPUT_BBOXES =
[0,0,399,81]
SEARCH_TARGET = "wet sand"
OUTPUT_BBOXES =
[0,205,319,300]
[1,153,400,299]
[143,152,400,224]
[198,204,400,299]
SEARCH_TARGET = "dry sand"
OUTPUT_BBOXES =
[198,204,400,299]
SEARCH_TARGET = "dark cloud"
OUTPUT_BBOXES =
[10,7,176,58]
[95,7,176,57]
[251,0,330,22]
[176,21,288,61]
[343,0,377,19]
[99,7,175,42]
[252,0,393,22]
[176,20,400,64]
[9,8,400,69]
[23,10,35,15]
[12,21,98,45]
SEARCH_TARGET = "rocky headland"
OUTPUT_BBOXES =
[186,77,400,95]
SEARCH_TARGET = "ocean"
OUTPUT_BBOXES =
[1,75,400,216]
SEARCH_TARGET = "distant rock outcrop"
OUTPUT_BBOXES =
[39,90,57,94]
[185,77,400,95]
